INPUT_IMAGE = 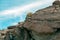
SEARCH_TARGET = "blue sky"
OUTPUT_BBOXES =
[0,0,55,30]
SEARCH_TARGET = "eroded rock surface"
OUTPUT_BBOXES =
[0,0,60,40]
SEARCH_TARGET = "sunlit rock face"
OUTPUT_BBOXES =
[0,0,60,40]
[24,0,60,34]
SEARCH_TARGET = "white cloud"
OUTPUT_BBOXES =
[0,1,42,16]
[0,0,55,16]
[11,22,18,25]
[0,0,55,21]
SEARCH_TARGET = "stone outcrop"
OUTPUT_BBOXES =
[0,0,60,40]
[24,0,60,33]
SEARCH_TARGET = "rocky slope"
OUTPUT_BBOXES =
[0,0,60,40]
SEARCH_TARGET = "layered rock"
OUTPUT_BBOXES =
[24,0,60,34]
[0,0,60,40]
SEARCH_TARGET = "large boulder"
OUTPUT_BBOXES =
[24,0,60,34]
[1,0,60,40]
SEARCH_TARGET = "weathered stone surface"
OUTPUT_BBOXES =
[0,0,60,40]
[24,0,60,34]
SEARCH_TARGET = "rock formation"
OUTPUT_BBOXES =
[0,0,60,40]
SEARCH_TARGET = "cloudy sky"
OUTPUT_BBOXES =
[0,0,55,30]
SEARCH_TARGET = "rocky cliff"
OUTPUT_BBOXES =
[0,0,60,40]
